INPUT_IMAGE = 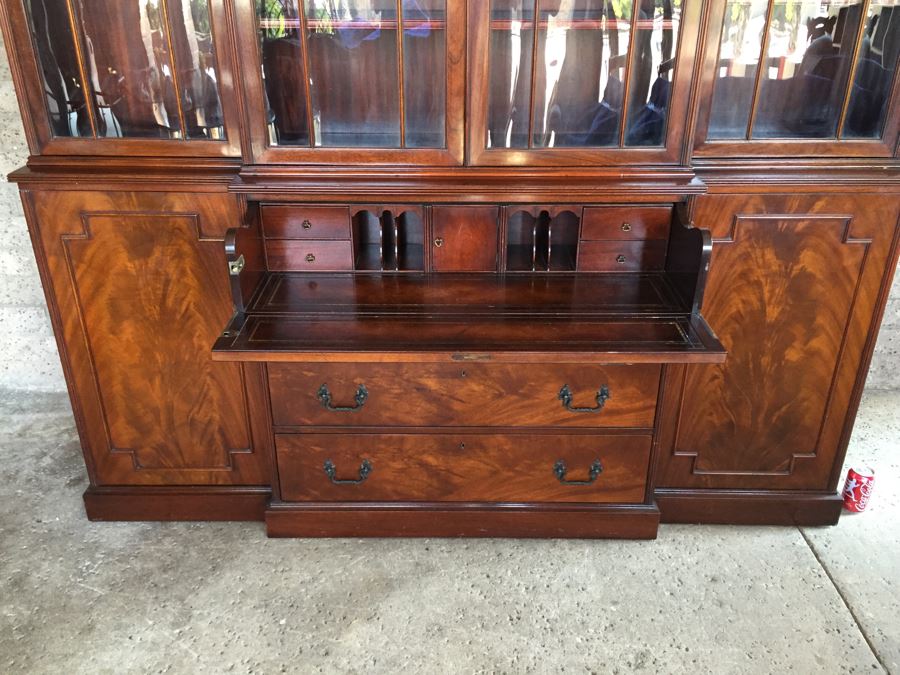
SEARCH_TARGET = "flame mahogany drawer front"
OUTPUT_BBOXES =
[267,362,661,429]
[261,205,352,240]
[275,432,652,503]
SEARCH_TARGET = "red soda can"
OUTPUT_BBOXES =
[842,466,875,512]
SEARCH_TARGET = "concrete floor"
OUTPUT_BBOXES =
[0,390,897,674]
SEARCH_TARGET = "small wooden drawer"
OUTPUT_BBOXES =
[268,362,660,428]
[262,205,351,240]
[581,207,671,241]
[276,432,651,503]
[265,240,354,271]
[578,240,667,272]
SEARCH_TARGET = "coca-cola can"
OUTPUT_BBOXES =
[842,466,875,513]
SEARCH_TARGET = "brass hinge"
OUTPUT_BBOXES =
[228,254,245,276]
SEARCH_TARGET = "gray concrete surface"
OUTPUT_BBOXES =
[1,388,898,674]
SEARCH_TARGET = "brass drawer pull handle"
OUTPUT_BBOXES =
[323,459,372,485]
[616,254,627,264]
[302,219,312,229]
[317,383,368,412]
[621,222,632,232]
[554,459,603,485]
[558,384,610,413]
[305,253,316,263]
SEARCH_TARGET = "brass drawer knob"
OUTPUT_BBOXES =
[616,254,627,264]
[305,253,316,263]
[302,219,312,229]
[434,237,444,248]
[621,222,632,232]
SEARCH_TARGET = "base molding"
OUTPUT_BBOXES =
[84,486,270,522]
[265,502,660,538]
[655,489,843,526]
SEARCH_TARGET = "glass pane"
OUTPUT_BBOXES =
[403,0,446,147]
[24,0,91,137]
[306,0,401,147]
[257,0,310,146]
[531,0,632,148]
[168,0,226,140]
[487,0,536,148]
[77,0,182,138]
[842,1,900,139]
[624,0,682,146]
[706,0,769,140]
[752,0,865,139]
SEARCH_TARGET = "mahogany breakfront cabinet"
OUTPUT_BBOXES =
[2,0,899,538]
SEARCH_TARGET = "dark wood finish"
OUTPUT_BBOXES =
[655,489,843,526]
[276,432,652,503]
[261,205,351,240]
[3,1,900,537]
[264,240,354,272]
[266,503,660,539]
[577,241,668,271]
[581,207,672,240]
[268,362,660,429]
[21,188,270,486]
[84,486,270,521]
[431,206,499,271]
[657,192,900,491]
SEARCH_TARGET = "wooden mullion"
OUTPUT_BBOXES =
[526,0,541,149]
[745,0,775,141]
[64,0,98,138]
[396,0,406,147]
[296,0,316,147]
[836,0,873,140]
[159,0,189,140]
[617,0,642,147]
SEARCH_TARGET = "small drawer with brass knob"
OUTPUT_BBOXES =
[581,206,671,241]
[264,240,354,271]
[261,205,351,240]
[577,241,667,272]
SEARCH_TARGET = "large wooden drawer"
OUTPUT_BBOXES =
[276,432,651,503]
[268,362,660,428]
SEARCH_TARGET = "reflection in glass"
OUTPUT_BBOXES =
[753,0,865,139]
[706,0,769,139]
[169,0,226,140]
[258,0,310,146]
[531,1,632,148]
[624,0,681,146]
[403,0,446,147]
[24,0,90,137]
[305,0,401,147]
[843,1,900,138]
[487,0,536,148]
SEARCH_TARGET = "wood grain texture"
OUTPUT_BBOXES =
[658,192,900,490]
[431,206,499,271]
[268,362,660,429]
[276,432,651,503]
[25,189,269,486]
[264,240,354,271]
[581,207,672,240]
[266,502,660,538]
[261,205,351,240]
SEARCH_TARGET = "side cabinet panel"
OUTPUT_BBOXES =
[657,192,900,491]
[24,189,270,486]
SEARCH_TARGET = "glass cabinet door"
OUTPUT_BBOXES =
[469,0,703,165]
[696,0,900,156]
[240,0,464,163]
[12,0,241,156]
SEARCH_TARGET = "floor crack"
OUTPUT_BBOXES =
[799,526,891,674]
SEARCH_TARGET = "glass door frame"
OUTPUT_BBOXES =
[466,0,704,166]
[232,0,465,166]
[1,0,243,159]
[693,0,900,158]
